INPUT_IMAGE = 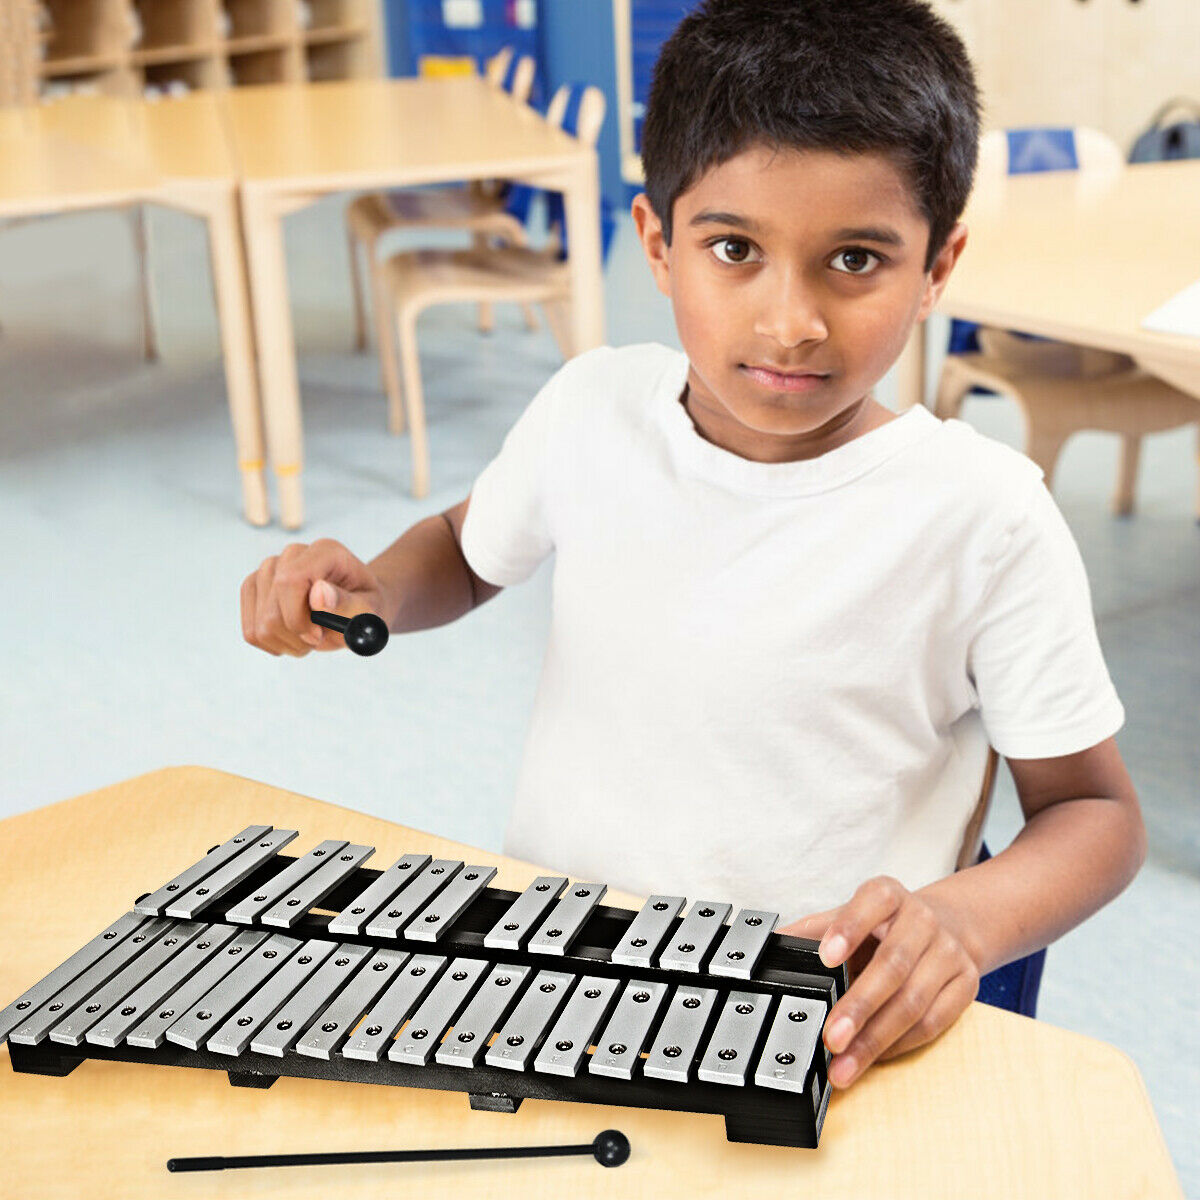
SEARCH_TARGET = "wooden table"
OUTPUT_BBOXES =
[221,76,605,529]
[898,158,1200,412]
[0,767,1182,1199]
[0,94,267,525]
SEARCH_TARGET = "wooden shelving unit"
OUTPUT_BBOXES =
[21,0,383,99]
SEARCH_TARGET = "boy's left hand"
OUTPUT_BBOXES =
[777,877,983,1089]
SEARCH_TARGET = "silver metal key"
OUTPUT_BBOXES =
[166,829,298,919]
[225,840,348,925]
[135,826,272,916]
[295,947,409,1060]
[589,979,669,1080]
[404,866,496,942]
[527,883,606,955]
[482,877,567,951]
[485,969,573,1071]
[124,929,268,1049]
[327,854,431,936]
[165,933,302,1050]
[252,942,373,1057]
[207,939,337,1056]
[341,954,445,1061]
[388,957,489,1065]
[9,917,171,1046]
[0,913,152,1044]
[434,963,530,1068]
[657,901,732,972]
[611,896,685,968]
[50,922,204,1047]
[90,924,240,1048]
[644,985,720,1083]
[709,909,777,979]
[365,860,463,939]
[753,994,827,1094]
[534,975,621,1077]
[261,844,375,928]
[697,990,774,1085]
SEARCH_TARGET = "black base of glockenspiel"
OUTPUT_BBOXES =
[228,1070,278,1089]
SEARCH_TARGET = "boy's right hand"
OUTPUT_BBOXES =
[241,539,389,657]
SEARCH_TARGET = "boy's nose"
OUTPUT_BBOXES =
[752,275,829,348]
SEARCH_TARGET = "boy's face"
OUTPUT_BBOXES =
[632,144,968,461]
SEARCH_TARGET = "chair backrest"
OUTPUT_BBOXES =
[546,82,607,149]
[955,746,998,872]
[484,46,514,87]
[484,48,535,105]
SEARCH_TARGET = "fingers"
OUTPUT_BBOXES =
[776,907,841,941]
[817,876,907,970]
[240,540,382,657]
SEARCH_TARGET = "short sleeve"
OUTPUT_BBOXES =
[968,480,1124,759]
[459,364,565,587]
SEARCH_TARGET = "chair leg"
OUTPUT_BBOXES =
[520,302,539,331]
[130,205,159,363]
[1112,433,1141,517]
[472,233,495,334]
[1194,424,1200,524]
[933,358,973,421]
[395,305,430,499]
[1023,418,1069,491]
[540,298,574,360]
[373,263,406,435]
[347,225,369,352]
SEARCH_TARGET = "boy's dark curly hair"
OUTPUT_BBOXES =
[640,0,982,272]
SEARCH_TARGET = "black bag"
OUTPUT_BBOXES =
[1128,97,1200,162]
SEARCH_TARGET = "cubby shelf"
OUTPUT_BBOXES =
[16,0,383,99]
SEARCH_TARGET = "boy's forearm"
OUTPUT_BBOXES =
[915,797,1146,978]
[367,511,485,633]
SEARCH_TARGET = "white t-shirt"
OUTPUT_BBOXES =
[461,342,1124,922]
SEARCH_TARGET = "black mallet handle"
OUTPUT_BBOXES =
[168,1130,631,1172]
[309,610,389,656]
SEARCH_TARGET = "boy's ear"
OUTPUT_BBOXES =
[917,221,969,322]
[631,192,672,297]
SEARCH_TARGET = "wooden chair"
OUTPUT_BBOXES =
[345,46,539,357]
[373,82,605,499]
[934,126,1200,517]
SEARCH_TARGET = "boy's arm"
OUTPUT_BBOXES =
[241,494,500,656]
[370,496,501,632]
[780,737,1145,1088]
[913,736,1145,975]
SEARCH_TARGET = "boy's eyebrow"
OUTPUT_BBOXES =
[688,209,906,246]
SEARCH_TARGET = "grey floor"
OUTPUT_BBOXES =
[1,196,1197,1192]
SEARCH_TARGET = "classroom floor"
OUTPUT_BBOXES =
[1,196,1197,1194]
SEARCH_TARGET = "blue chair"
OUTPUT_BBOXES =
[934,126,1200,517]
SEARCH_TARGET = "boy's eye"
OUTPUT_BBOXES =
[708,237,761,266]
[831,248,883,276]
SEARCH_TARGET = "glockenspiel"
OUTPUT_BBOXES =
[0,824,847,1149]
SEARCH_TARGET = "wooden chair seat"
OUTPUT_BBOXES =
[379,245,568,307]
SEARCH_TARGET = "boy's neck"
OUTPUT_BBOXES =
[680,382,898,464]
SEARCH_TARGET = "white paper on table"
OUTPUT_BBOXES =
[1140,278,1200,338]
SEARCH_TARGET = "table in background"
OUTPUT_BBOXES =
[220,76,605,529]
[898,158,1200,414]
[0,766,1182,1199]
[0,94,266,525]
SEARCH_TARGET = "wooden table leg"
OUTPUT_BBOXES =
[240,185,306,530]
[203,187,269,526]
[560,154,606,356]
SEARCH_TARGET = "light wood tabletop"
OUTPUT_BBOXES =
[219,76,606,529]
[898,158,1200,411]
[0,767,1182,1199]
[0,93,266,526]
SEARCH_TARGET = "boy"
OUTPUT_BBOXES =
[241,0,1145,1090]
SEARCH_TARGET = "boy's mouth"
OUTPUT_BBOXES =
[740,364,830,393]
